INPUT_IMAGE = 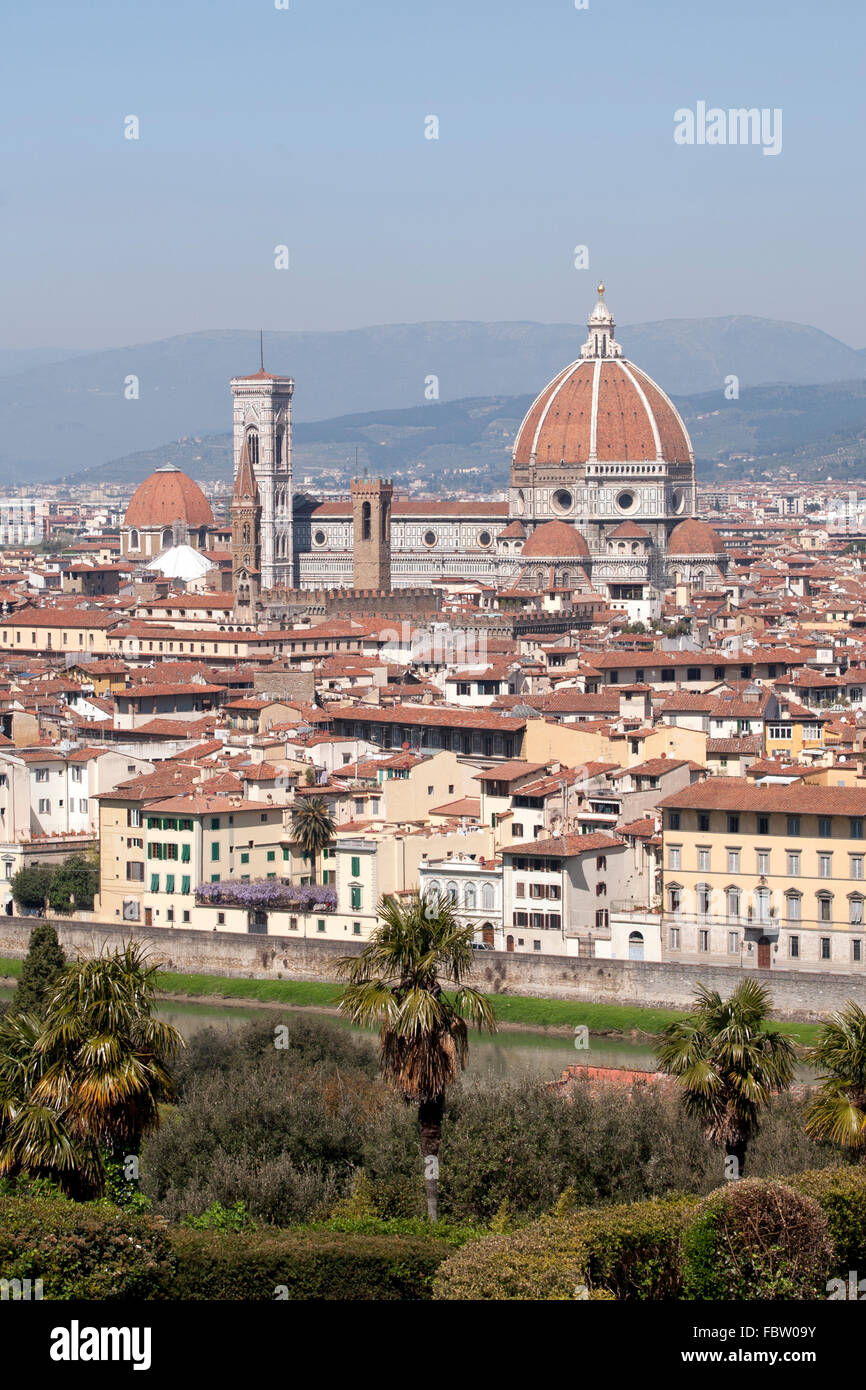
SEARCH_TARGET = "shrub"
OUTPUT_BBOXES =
[786,1165,866,1274]
[433,1195,697,1301]
[682,1179,832,1300]
[0,1195,173,1299]
[11,922,65,1015]
[163,1227,450,1300]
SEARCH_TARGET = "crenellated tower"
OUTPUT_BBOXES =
[351,477,393,591]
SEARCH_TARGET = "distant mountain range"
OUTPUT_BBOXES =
[1,314,865,484]
[69,378,866,491]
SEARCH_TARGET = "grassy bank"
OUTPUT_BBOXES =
[0,955,821,1043]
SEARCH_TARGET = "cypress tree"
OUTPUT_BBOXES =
[13,922,66,1015]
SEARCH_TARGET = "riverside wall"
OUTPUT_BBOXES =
[2,917,866,1022]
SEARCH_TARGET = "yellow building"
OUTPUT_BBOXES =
[660,778,866,974]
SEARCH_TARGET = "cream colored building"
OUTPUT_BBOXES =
[660,778,866,973]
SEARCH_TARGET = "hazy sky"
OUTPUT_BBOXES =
[4,0,864,349]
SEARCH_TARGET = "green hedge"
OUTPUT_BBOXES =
[434,1165,866,1301]
[0,1195,173,1299]
[433,1195,698,1301]
[164,1227,452,1300]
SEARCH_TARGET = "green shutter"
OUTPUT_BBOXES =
[351,885,361,910]
[150,873,159,892]
[267,850,275,862]
[165,874,175,894]
[351,856,360,877]
[181,843,191,863]
[181,875,190,895]
[282,847,290,861]
[210,817,220,830]
[211,842,220,861]
[240,852,249,864]
[210,873,220,883]
[317,920,325,933]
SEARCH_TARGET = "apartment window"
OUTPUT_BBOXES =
[699,930,709,953]
[851,819,864,840]
[668,885,682,913]
[697,884,712,917]
[165,874,175,894]
[240,852,249,865]
[511,823,524,838]
[819,854,833,879]
[317,920,325,934]
[128,808,142,828]
[595,909,608,930]
[787,852,800,877]
[668,846,681,871]
[697,847,711,872]
[210,817,220,830]
[353,922,361,936]
[350,885,362,910]
[282,847,290,862]
[818,895,832,923]
[166,908,174,923]
[669,925,680,949]
[267,851,275,862]
[819,817,832,838]
[727,814,739,834]
[211,843,220,861]
[852,856,864,881]
[35,768,48,783]
[150,874,159,892]
[181,843,191,863]
[351,856,361,877]
[820,937,831,960]
[768,725,792,740]
[726,887,741,921]
[757,815,770,837]
[728,931,739,954]
[787,815,800,836]
[126,862,144,882]
[786,893,801,922]
[667,812,680,831]
[854,940,863,963]
[789,935,800,959]
[756,851,769,875]
[515,882,525,898]
[727,849,740,874]
[850,897,864,926]
[79,799,88,813]
[38,799,50,814]
[181,876,190,895]
[698,813,711,833]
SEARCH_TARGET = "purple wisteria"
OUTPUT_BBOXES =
[196,879,337,911]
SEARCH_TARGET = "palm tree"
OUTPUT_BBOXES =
[290,796,336,884]
[335,891,495,1219]
[0,942,182,1195]
[655,979,796,1177]
[805,1001,866,1156]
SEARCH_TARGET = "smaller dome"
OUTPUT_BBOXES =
[668,519,725,556]
[608,521,651,541]
[124,465,214,529]
[521,521,590,559]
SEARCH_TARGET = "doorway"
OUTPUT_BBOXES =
[144,908,152,927]
[757,936,771,969]
[506,934,514,953]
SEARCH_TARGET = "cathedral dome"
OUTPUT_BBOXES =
[667,519,725,556]
[512,357,692,468]
[511,286,692,471]
[521,520,590,558]
[124,465,214,529]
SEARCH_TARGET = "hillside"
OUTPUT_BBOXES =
[67,380,866,492]
[4,314,866,483]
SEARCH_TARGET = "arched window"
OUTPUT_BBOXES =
[668,883,682,914]
[850,895,864,926]
[362,501,371,541]
[129,528,139,550]
[426,881,441,907]
[198,528,207,548]
[446,881,458,906]
[481,883,495,911]
[628,930,644,961]
[726,886,741,922]
[464,885,476,910]
[161,528,172,549]
[276,429,284,467]
[785,891,801,923]
[246,428,259,465]
[697,883,712,917]
[242,523,250,544]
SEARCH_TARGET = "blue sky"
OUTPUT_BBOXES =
[3,0,864,348]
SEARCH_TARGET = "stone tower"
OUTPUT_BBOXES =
[351,477,393,591]
[230,352,294,590]
[231,436,262,619]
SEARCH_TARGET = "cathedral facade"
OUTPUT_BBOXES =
[229,289,728,619]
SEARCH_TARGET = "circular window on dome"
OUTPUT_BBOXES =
[423,530,437,547]
[478,530,492,547]
[671,489,686,515]
[552,488,573,515]
[516,490,525,515]
[616,490,636,513]
[313,529,326,546]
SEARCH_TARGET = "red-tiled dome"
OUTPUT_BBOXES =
[512,357,692,468]
[667,519,725,556]
[124,466,214,529]
[521,521,590,558]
